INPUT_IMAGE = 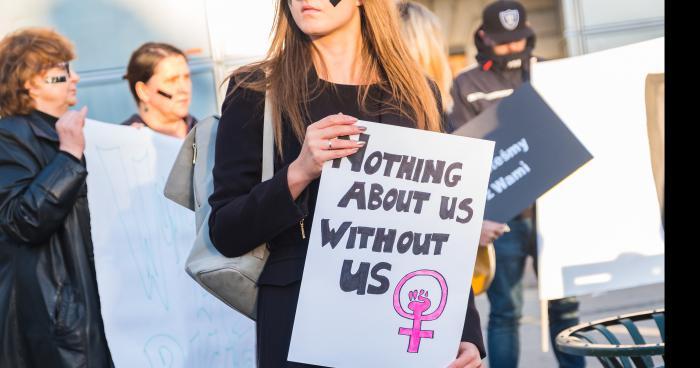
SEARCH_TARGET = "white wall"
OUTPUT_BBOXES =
[559,0,664,55]
[1,0,277,123]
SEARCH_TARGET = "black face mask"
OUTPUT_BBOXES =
[474,28,536,73]
[476,48,533,71]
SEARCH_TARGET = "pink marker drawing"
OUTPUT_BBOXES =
[393,269,448,353]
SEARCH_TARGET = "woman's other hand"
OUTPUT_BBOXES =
[479,220,510,246]
[447,341,483,368]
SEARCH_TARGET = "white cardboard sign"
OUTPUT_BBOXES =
[288,121,494,367]
[531,38,665,300]
[84,120,256,368]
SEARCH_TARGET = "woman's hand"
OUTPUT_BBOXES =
[287,113,366,199]
[56,106,88,160]
[479,220,510,246]
[447,342,483,368]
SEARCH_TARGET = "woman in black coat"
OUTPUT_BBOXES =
[209,1,486,367]
[0,28,113,367]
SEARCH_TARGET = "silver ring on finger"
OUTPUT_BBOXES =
[327,139,333,149]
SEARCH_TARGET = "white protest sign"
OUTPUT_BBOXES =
[532,38,665,300]
[288,121,494,367]
[84,120,256,368]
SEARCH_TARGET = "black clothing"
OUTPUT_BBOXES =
[209,71,486,367]
[447,27,538,133]
[120,113,198,132]
[0,111,113,367]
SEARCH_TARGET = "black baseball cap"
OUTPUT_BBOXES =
[479,0,534,45]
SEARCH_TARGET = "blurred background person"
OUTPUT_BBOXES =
[0,27,113,367]
[397,0,454,120]
[122,42,197,138]
[448,1,584,367]
[398,0,510,291]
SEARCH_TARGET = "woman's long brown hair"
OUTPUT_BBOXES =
[229,0,443,153]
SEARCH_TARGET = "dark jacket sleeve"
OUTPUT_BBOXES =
[462,287,487,359]
[208,78,307,258]
[0,129,87,245]
[447,76,479,133]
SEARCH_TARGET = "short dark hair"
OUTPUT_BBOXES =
[0,28,75,117]
[124,42,186,103]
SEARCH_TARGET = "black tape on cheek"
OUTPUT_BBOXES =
[330,0,341,6]
[157,89,174,99]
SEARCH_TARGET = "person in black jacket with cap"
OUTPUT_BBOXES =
[448,2,585,368]
[0,28,113,367]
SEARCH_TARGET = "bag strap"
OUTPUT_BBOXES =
[262,91,274,182]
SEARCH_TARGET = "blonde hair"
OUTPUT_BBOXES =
[229,0,443,153]
[398,1,453,112]
[0,28,75,117]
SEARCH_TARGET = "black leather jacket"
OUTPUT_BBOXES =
[0,112,112,367]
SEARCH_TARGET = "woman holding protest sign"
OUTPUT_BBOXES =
[0,28,113,367]
[208,0,485,367]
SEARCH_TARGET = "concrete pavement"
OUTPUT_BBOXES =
[473,258,664,367]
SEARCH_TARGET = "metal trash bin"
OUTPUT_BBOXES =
[555,308,665,368]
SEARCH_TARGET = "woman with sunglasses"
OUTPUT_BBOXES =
[121,42,197,138]
[0,28,114,367]
[208,1,485,367]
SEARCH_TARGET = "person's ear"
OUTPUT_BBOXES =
[24,78,40,98]
[135,81,150,104]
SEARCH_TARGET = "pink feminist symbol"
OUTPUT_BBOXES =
[393,269,448,353]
